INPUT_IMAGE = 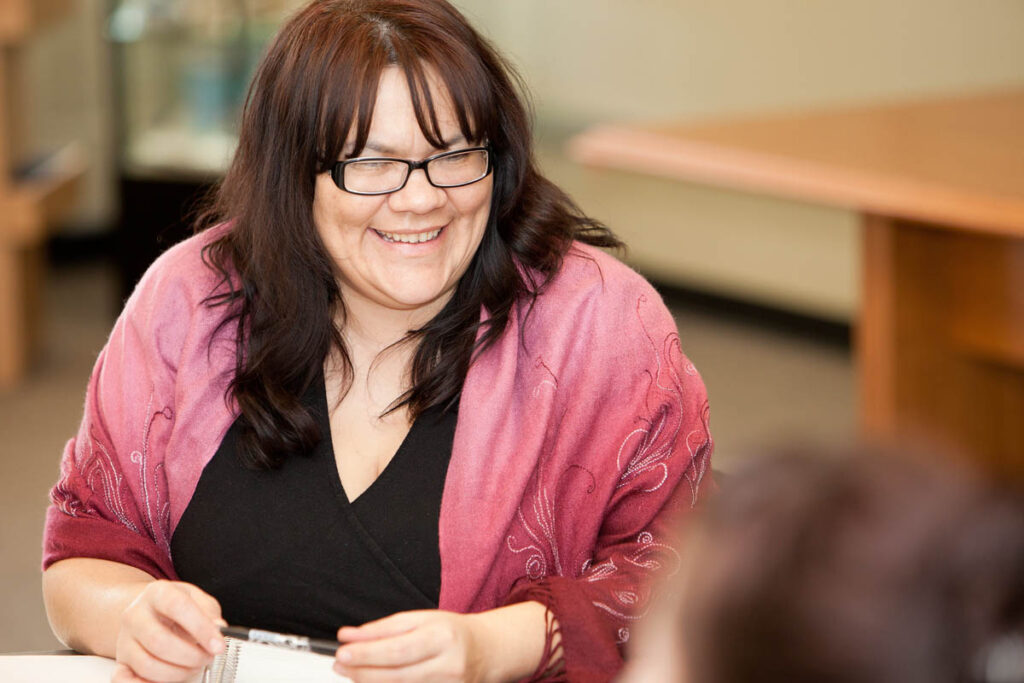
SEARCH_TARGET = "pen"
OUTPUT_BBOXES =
[219,625,339,656]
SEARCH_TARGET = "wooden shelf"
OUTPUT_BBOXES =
[0,0,72,45]
[0,0,82,388]
[0,144,85,245]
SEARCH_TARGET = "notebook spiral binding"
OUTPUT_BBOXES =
[204,637,243,683]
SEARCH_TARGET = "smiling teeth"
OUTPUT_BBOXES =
[375,228,442,244]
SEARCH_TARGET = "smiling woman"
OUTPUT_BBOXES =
[40,1,713,682]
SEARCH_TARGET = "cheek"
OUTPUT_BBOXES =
[454,182,493,230]
[313,177,382,235]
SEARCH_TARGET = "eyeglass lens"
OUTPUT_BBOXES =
[343,149,488,194]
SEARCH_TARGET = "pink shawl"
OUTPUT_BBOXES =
[44,228,712,680]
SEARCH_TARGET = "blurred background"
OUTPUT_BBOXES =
[1,0,1022,654]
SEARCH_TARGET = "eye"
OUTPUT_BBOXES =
[451,150,481,163]
[348,159,401,173]
[438,151,483,169]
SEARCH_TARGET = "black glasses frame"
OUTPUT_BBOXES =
[330,146,492,195]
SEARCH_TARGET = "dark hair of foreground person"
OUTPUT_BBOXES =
[688,448,1024,683]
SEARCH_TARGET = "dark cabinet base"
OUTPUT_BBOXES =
[116,176,216,302]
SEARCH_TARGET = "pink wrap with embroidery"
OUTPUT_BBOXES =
[43,229,712,681]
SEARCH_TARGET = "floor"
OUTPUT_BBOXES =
[0,259,855,653]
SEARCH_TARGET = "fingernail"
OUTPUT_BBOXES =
[336,649,352,663]
[210,637,224,654]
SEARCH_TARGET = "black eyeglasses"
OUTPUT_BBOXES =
[330,146,492,195]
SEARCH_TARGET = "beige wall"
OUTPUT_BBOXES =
[17,0,114,232]
[458,0,1024,125]
[456,0,1024,319]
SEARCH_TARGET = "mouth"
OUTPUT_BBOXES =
[372,226,444,244]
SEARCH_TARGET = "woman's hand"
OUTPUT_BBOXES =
[334,610,486,682]
[334,601,553,683]
[110,580,226,683]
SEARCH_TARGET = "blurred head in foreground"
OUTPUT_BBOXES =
[621,445,1024,683]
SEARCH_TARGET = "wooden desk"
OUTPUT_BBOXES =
[569,89,1024,478]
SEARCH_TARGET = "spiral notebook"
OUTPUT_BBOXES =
[203,637,352,683]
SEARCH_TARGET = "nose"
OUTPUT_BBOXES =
[387,167,447,214]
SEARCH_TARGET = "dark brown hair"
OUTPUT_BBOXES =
[197,0,620,468]
[682,447,1024,683]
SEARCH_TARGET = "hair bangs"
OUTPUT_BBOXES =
[426,45,499,147]
[313,4,501,165]
[315,24,392,169]
[413,37,499,148]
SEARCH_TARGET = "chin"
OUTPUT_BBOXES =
[385,270,460,303]
[380,287,451,312]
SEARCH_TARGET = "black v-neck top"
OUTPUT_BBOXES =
[170,376,457,639]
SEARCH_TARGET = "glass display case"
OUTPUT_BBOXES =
[107,0,301,297]
[109,0,300,178]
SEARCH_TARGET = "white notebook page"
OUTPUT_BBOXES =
[205,638,352,683]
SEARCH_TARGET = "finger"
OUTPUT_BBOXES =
[334,657,448,683]
[111,663,149,683]
[337,611,429,642]
[131,613,213,670]
[182,583,223,622]
[148,583,225,655]
[336,628,438,669]
[118,637,203,683]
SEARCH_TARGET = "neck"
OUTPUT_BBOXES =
[337,288,450,357]
[325,289,448,413]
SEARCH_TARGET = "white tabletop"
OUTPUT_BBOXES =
[1,644,350,682]
[0,654,118,682]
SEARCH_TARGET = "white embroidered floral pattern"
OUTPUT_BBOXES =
[589,531,678,632]
[51,392,174,554]
[82,435,138,533]
[504,292,712,654]
[128,396,173,554]
[615,299,689,495]
[683,398,712,507]
[507,483,563,580]
[531,358,558,399]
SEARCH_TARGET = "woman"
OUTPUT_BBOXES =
[42,1,712,681]
[619,446,1024,683]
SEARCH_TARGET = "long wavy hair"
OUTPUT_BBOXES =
[198,0,620,469]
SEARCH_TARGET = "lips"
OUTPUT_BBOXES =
[372,227,444,244]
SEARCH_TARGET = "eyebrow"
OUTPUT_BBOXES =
[351,134,469,158]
